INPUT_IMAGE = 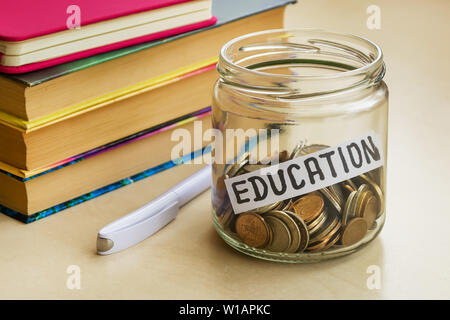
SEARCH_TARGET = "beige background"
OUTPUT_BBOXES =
[1,0,449,299]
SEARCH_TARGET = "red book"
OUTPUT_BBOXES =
[0,0,216,73]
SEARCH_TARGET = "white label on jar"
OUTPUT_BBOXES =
[224,131,384,214]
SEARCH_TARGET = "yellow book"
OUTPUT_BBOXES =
[0,61,218,170]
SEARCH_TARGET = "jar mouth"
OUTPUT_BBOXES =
[218,28,385,98]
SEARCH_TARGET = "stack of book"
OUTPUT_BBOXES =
[0,0,293,223]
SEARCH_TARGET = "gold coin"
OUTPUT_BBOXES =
[354,184,370,217]
[306,220,340,252]
[321,229,342,251]
[293,194,324,223]
[356,190,372,217]
[273,201,285,211]
[264,215,292,252]
[307,221,341,252]
[347,188,359,220]
[341,217,368,246]
[309,190,323,197]
[307,227,341,252]
[346,179,358,191]
[306,237,328,252]
[343,184,355,194]
[361,195,378,228]
[267,223,273,246]
[342,190,357,226]
[285,210,309,253]
[358,174,384,217]
[266,210,301,253]
[235,213,270,248]
[307,209,327,231]
[309,213,339,243]
[323,220,342,243]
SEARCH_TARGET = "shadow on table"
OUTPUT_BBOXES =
[203,225,385,299]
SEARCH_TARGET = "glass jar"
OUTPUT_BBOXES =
[211,29,388,263]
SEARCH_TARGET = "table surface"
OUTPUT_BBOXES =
[1,0,449,299]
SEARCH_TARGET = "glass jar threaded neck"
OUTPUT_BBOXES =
[217,29,385,99]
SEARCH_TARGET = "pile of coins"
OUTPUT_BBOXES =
[214,142,385,254]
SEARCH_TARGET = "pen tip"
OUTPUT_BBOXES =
[97,236,114,253]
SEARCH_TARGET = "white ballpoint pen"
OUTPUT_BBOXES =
[97,165,211,255]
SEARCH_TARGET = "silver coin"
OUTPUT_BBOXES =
[342,190,357,226]
[289,140,306,159]
[358,173,384,218]
[299,144,329,156]
[225,152,249,177]
[264,215,292,252]
[348,188,360,221]
[273,201,285,211]
[282,199,293,211]
[309,212,339,244]
[353,184,370,211]
[307,208,329,235]
[307,209,327,231]
[266,210,301,253]
[285,210,310,253]
[319,187,342,215]
[329,184,345,207]
[253,201,283,214]
[353,183,371,217]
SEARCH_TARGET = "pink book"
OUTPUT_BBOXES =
[0,0,216,73]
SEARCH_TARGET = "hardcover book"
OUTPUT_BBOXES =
[0,61,217,170]
[0,109,212,223]
[0,0,216,73]
[0,0,294,120]
[0,0,296,222]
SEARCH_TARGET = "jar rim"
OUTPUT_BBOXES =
[218,28,385,96]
